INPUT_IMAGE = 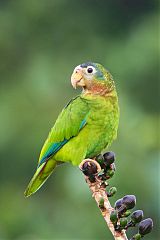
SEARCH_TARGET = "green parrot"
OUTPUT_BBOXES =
[24,62,119,197]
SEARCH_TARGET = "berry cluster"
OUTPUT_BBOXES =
[96,151,116,179]
[111,195,153,239]
[80,151,153,239]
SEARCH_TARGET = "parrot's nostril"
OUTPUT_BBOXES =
[75,68,82,74]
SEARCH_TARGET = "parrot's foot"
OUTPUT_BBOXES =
[79,159,101,183]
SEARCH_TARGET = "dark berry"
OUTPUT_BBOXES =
[122,195,136,209]
[103,151,115,167]
[131,210,144,224]
[114,198,123,210]
[138,218,153,236]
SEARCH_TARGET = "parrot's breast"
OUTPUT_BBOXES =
[84,95,119,158]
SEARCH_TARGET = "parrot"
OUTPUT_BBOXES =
[24,62,119,197]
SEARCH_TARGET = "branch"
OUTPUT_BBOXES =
[79,159,128,240]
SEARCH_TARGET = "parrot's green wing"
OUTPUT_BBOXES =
[24,96,89,197]
[38,96,89,165]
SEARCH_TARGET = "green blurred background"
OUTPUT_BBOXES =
[0,0,159,239]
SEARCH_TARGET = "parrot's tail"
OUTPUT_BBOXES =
[24,159,57,197]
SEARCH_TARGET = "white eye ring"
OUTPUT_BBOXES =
[86,66,96,74]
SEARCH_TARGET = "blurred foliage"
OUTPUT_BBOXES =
[0,0,159,239]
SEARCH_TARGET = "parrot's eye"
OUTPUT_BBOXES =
[87,67,93,73]
[86,66,95,74]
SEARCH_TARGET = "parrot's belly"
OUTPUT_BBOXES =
[86,131,109,158]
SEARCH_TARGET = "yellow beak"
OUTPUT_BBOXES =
[71,68,85,89]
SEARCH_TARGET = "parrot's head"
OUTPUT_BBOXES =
[71,62,115,94]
